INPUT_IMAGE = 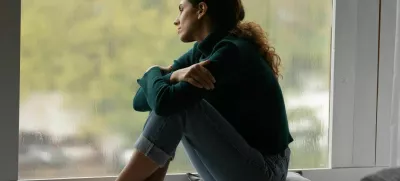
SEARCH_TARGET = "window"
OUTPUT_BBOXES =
[0,0,391,180]
[18,0,332,179]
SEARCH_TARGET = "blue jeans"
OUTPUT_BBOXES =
[134,100,290,181]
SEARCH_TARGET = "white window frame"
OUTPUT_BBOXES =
[376,0,400,167]
[1,0,399,180]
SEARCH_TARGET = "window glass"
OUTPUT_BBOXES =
[19,0,332,179]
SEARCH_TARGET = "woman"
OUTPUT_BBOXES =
[116,0,293,180]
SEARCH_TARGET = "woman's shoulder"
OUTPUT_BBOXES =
[218,35,258,53]
[213,35,260,61]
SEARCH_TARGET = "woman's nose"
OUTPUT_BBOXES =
[173,17,179,26]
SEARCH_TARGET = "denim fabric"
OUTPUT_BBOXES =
[134,100,290,181]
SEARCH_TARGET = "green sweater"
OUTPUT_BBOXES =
[133,30,293,155]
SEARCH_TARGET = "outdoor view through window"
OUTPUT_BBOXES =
[19,0,332,179]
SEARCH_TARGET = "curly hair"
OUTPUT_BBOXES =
[230,21,282,79]
[188,0,282,79]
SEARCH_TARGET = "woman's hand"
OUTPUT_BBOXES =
[159,65,172,73]
[170,60,216,90]
[146,65,172,74]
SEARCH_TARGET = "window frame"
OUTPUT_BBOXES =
[1,0,397,180]
[329,0,380,168]
[376,0,400,167]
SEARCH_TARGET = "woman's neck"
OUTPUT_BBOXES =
[195,22,213,42]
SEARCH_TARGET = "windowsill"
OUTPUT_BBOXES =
[20,167,387,181]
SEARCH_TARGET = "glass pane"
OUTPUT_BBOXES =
[19,0,332,179]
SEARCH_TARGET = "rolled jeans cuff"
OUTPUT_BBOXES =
[134,134,173,167]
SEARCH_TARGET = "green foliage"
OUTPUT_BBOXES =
[20,0,332,172]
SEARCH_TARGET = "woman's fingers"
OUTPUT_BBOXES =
[198,60,211,66]
[192,66,214,90]
[189,71,210,89]
[199,65,216,83]
[183,61,216,90]
[198,60,216,83]
[186,77,204,88]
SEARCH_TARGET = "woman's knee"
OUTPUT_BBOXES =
[145,100,209,126]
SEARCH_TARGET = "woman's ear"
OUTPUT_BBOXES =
[197,2,208,19]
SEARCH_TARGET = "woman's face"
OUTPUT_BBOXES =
[174,0,205,42]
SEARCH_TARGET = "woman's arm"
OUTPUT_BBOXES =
[132,87,150,111]
[132,45,198,112]
[132,73,173,112]
[138,42,240,116]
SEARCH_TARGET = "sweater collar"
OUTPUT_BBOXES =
[197,29,229,57]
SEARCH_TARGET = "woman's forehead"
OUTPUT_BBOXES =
[180,0,191,6]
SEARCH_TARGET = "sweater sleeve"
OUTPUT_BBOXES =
[132,45,197,112]
[137,42,240,116]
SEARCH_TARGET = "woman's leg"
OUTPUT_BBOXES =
[115,150,161,181]
[182,137,216,181]
[181,100,290,181]
[144,162,170,181]
[115,111,184,181]
[116,99,289,181]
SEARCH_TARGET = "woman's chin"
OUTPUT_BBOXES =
[179,34,195,43]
